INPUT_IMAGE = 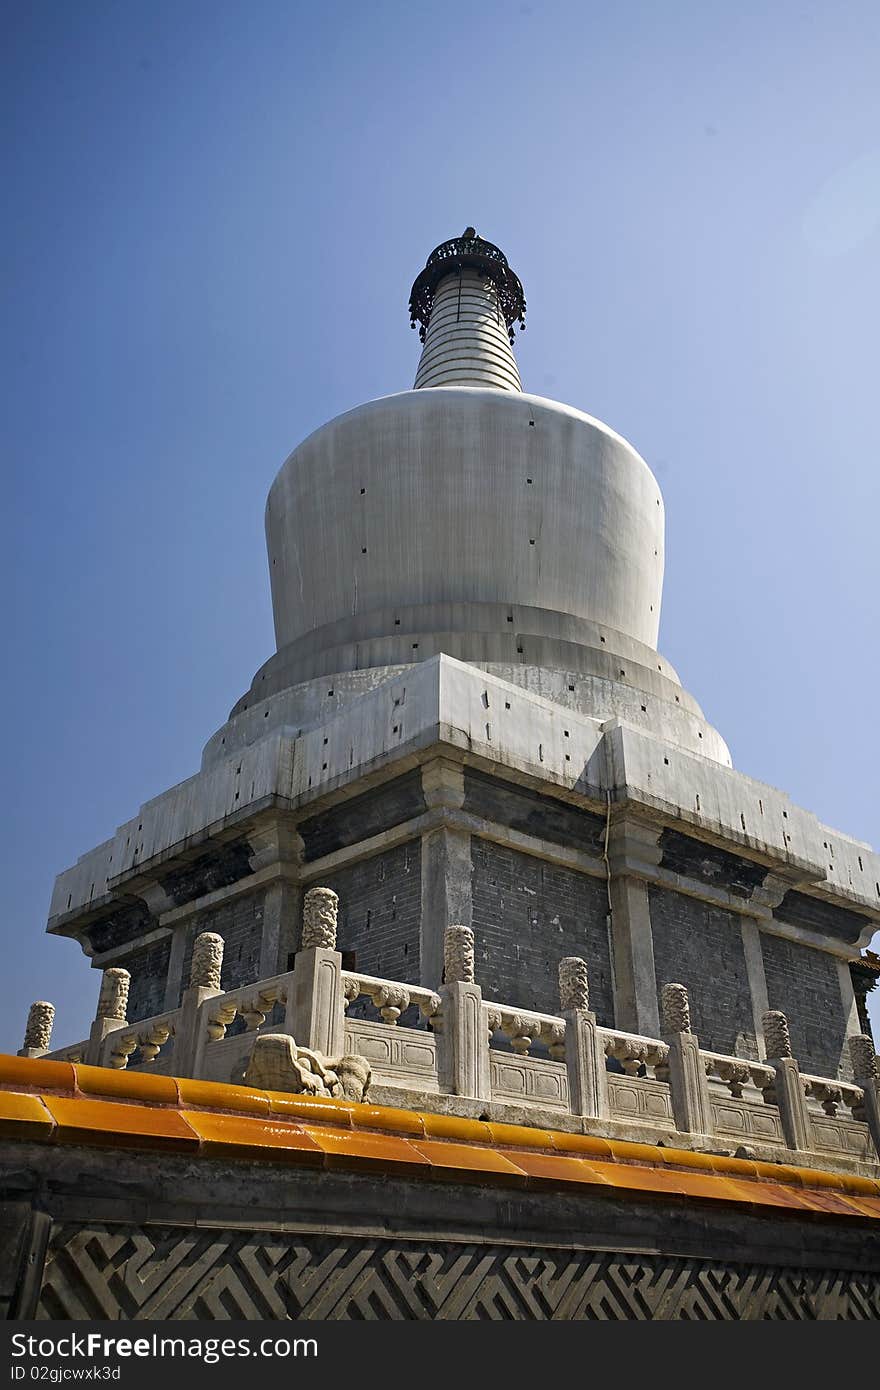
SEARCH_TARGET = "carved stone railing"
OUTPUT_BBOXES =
[99,1009,180,1071]
[33,901,880,1175]
[44,1041,87,1065]
[703,1051,776,1101]
[602,1027,669,1078]
[342,973,441,1027]
[203,974,290,1042]
[800,1074,863,1119]
[485,1003,567,1059]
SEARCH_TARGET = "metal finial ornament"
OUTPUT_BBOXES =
[408,230,527,345]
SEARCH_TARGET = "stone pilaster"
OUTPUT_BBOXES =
[249,818,304,974]
[739,918,770,1057]
[836,959,863,1077]
[420,761,471,989]
[660,983,712,1137]
[286,888,344,1056]
[606,818,662,1035]
[558,958,607,1119]
[177,932,226,1076]
[435,925,490,1099]
[763,1010,811,1152]
[86,968,131,1066]
[849,1035,880,1159]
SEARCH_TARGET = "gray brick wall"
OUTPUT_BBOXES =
[648,888,757,1059]
[179,888,268,1001]
[124,939,172,1024]
[760,932,846,1077]
[322,841,421,985]
[470,840,613,1021]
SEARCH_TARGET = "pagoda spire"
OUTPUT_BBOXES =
[408,229,525,391]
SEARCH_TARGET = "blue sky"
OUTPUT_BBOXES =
[3,0,879,1052]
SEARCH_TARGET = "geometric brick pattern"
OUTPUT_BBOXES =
[36,1224,880,1320]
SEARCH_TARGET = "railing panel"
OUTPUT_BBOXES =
[344,1018,439,1092]
[489,1050,569,1110]
[607,1074,675,1127]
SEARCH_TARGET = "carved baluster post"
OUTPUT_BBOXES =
[763,1009,810,1152]
[848,1034,880,1159]
[286,887,344,1057]
[661,983,713,1138]
[18,1002,55,1058]
[181,932,226,1078]
[558,958,608,1119]
[86,968,130,1065]
[435,925,490,1100]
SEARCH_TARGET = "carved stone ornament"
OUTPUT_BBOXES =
[23,1001,55,1052]
[302,887,338,949]
[762,1010,792,1060]
[97,968,130,1022]
[444,925,475,984]
[559,957,589,1013]
[604,1033,669,1077]
[849,1034,878,1080]
[661,982,691,1035]
[705,1057,752,1098]
[244,1033,370,1102]
[190,932,224,990]
[374,984,410,1025]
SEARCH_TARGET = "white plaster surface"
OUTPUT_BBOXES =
[50,655,880,945]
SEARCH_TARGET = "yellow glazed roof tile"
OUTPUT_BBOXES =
[1,1053,878,1218]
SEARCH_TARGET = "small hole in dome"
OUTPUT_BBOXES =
[568,684,574,692]
[664,757,669,765]
[361,547,367,554]
[529,538,535,545]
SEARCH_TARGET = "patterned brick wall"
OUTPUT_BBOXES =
[648,888,757,1058]
[470,840,612,1020]
[760,932,847,1077]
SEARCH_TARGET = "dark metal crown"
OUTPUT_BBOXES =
[408,229,526,344]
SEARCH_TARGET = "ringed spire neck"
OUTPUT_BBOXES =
[409,230,525,392]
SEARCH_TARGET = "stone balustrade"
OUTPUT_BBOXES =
[601,1027,669,1078]
[34,890,880,1175]
[343,972,441,1026]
